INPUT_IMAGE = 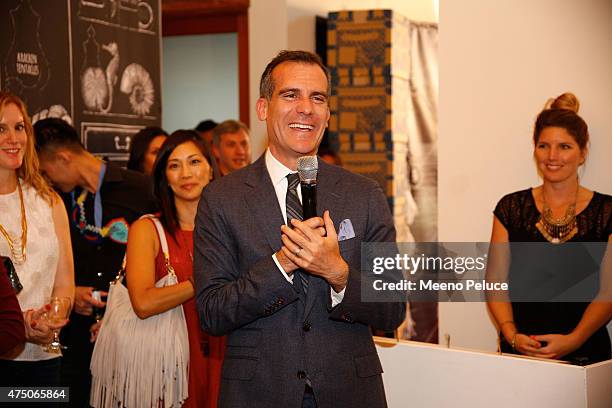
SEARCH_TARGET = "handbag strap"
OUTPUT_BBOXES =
[114,214,176,283]
[148,216,176,278]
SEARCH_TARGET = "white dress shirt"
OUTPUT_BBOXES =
[265,150,345,306]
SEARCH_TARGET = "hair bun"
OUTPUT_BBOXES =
[545,92,580,113]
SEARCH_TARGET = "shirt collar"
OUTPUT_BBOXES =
[265,149,295,187]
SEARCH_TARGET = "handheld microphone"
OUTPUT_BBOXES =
[296,156,318,220]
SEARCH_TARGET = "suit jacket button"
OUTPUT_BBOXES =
[302,322,311,332]
[297,370,306,379]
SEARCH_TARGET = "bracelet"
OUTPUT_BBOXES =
[499,320,515,328]
[511,332,518,351]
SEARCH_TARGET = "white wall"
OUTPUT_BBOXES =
[439,0,612,351]
[162,33,238,133]
[248,0,288,159]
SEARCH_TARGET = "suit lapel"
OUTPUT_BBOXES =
[314,160,344,221]
[244,156,285,252]
[304,160,346,319]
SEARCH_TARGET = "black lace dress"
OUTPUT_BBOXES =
[494,189,612,364]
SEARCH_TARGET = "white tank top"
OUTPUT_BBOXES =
[0,180,60,361]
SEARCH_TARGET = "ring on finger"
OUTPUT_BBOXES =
[295,247,302,257]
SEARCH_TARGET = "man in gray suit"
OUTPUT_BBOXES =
[194,50,405,408]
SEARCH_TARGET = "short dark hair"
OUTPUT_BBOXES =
[33,118,84,154]
[195,119,218,133]
[212,119,250,146]
[152,130,212,238]
[127,126,169,172]
[259,50,330,100]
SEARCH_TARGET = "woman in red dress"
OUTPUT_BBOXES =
[126,130,226,407]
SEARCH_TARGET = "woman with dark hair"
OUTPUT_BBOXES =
[125,130,225,407]
[126,126,169,175]
[487,92,612,364]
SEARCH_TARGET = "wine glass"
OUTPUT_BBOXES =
[44,297,71,353]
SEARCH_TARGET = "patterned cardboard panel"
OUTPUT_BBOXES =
[330,86,391,134]
[327,9,412,218]
[335,132,390,153]
[328,9,410,81]
[332,69,390,87]
[328,10,391,79]
[341,152,393,202]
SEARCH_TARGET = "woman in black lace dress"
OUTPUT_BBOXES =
[486,92,612,364]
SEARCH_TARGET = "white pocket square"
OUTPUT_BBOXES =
[338,219,355,241]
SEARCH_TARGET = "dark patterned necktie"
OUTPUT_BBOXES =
[286,173,309,295]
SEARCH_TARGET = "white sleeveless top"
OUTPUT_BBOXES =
[0,180,60,361]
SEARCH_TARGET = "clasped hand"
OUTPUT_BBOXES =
[514,333,580,360]
[277,210,349,293]
[23,305,68,345]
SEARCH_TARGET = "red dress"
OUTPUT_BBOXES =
[154,226,226,408]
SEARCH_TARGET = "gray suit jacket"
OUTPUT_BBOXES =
[194,156,405,408]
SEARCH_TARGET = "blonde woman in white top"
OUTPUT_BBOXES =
[0,92,74,386]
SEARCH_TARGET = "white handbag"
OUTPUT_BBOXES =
[90,216,189,408]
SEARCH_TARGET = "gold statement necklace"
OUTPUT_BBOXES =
[535,184,578,244]
[0,179,27,264]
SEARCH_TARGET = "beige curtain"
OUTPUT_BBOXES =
[407,21,438,242]
[400,22,439,343]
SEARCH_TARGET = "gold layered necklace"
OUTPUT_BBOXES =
[0,178,27,265]
[535,184,578,244]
